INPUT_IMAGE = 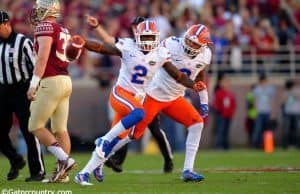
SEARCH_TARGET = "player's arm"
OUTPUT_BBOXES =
[85,14,116,44]
[195,68,209,118]
[162,62,205,92]
[84,39,122,57]
[27,36,53,100]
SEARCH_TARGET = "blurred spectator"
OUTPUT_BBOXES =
[282,79,300,149]
[213,75,236,150]
[245,84,257,146]
[252,73,276,148]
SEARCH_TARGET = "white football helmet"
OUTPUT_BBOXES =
[30,0,61,25]
[182,24,211,57]
[135,20,160,52]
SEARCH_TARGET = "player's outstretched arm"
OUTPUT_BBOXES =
[162,62,205,92]
[85,14,116,44]
[84,39,122,56]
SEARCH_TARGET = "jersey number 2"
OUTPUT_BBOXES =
[131,65,147,84]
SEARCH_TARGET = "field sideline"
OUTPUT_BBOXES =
[0,149,299,194]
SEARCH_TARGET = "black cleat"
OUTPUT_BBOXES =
[25,173,45,182]
[7,159,26,181]
[105,158,123,173]
[163,160,173,173]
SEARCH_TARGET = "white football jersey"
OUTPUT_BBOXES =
[146,36,212,101]
[115,38,171,95]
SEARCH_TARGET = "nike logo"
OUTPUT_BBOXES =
[175,59,182,61]
[130,54,137,57]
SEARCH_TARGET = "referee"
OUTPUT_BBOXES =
[0,11,45,181]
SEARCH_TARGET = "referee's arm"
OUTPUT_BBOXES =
[23,38,35,71]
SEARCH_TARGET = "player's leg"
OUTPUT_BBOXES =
[106,95,168,165]
[105,113,128,173]
[100,86,144,144]
[162,97,204,181]
[76,86,143,185]
[148,115,173,173]
[29,76,74,182]
[51,78,74,183]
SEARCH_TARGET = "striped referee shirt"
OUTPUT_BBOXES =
[0,31,34,85]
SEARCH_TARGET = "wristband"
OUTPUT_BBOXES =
[29,75,41,88]
[199,89,208,104]
[92,23,100,29]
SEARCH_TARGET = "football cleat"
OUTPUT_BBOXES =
[74,173,93,186]
[95,138,111,159]
[182,170,204,182]
[93,164,104,182]
[49,158,76,183]
[163,160,173,173]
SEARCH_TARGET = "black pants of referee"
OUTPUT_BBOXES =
[0,81,45,176]
[110,115,173,169]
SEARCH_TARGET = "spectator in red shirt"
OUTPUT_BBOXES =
[213,74,236,150]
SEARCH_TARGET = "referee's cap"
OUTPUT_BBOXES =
[0,11,10,24]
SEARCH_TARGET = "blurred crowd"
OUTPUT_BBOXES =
[1,0,300,77]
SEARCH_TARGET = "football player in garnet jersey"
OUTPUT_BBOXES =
[79,24,213,184]
[75,20,206,185]
[86,14,174,174]
[27,0,76,183]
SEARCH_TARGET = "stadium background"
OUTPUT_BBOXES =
[1,0,300,152]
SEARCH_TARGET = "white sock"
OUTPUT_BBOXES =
[183,123,204,172]
[107,136,131,158]
[80,151,103,174]
[47,144,68,161]
[102,122,126,142]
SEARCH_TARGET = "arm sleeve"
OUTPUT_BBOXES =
[203,47,212,65]
[34,22,55,38]
[115,38,127,55]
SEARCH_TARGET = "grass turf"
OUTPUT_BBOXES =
[0,149,299,194]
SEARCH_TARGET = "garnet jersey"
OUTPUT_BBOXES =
[146,36,212,101]
[34,21,71,78]
[115,38,171,95]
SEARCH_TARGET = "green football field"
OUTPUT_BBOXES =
[0,149,299,194]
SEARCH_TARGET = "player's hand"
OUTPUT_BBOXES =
[85,14,99,28]
[200,104,209,118]
[27,87,37,101]
[193,81,207,92]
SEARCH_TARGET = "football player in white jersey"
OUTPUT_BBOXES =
[86,15,174,174]
[89,24,213,183]
[75,20,206,185]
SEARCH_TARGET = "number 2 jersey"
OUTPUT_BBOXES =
[34,21,71,78]
[146,36,212,102]
[115,38,171,95]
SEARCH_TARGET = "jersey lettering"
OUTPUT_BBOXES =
[131,65,148,84]
[56,31,71,63]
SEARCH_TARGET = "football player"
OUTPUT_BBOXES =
[75,20,206,185]
[27,0,77,182]
[86,14,174,173]
[85,24,213,183]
